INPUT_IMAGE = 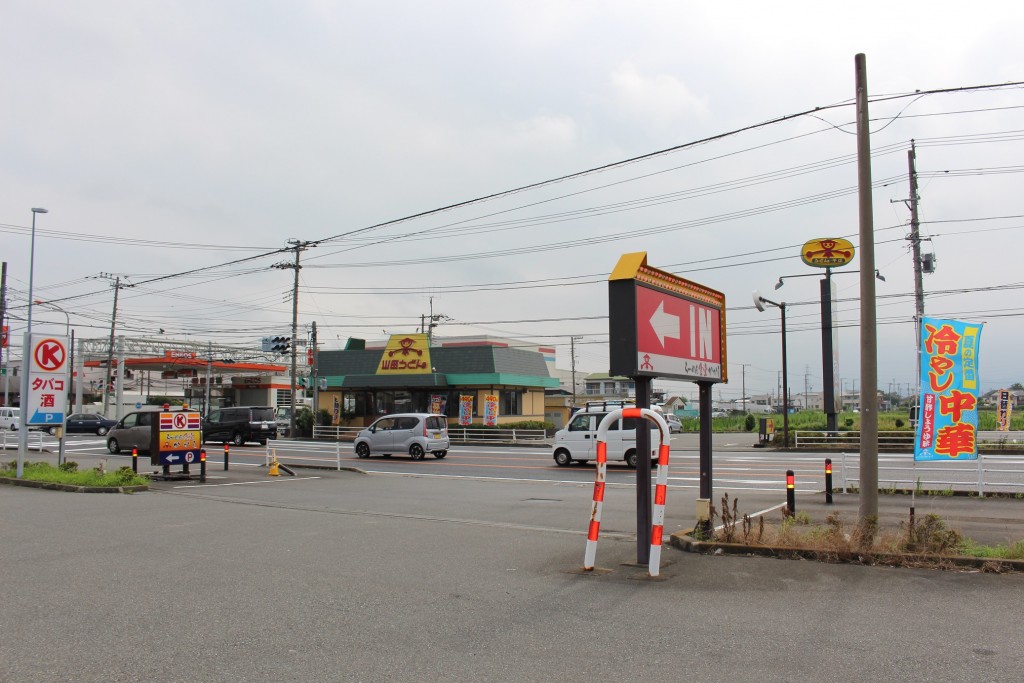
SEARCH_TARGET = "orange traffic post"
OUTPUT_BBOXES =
[825,458,833,505]
[786,469,796,517]
[223,443,230,471]
[131,447,138,474]
[200,449,207,483]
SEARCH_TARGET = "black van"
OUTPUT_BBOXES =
[203,406,277,446]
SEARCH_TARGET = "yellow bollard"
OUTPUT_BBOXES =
[268,449,280,477]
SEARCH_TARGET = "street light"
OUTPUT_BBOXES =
[753,290,789,448]
[34,299,69,336]
[17,207,48,478]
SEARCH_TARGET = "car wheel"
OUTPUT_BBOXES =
[48,426,57,436]
[433,450,447,459]
[409,443,425,460]
[107,438,120,455]
[97,426,108,436]
[355,442,370,458]
[624,450,638,468]
[553,450,573,467]
[259,439,267,446]
[9,424,16,431]
[232,432,245,447]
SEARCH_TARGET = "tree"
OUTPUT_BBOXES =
[1011,383,1024,391]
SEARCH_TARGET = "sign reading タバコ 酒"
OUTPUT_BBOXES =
[376,334,432,374]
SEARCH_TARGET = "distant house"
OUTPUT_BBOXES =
[583,373,635,400]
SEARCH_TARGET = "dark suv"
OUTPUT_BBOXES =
[202,406,277,446]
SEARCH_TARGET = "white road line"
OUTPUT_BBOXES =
[172,476,322,488]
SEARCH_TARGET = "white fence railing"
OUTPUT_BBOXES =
[795,430,1024,452]
[311,425,547,445]
[265,439,346,470]
[1,430,46,452]
[830,451,1024,497]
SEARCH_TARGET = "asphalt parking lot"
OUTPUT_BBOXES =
[3,447,1024,682]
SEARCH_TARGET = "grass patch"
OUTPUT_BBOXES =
[2,460,148,488]
[699,494,1021,568]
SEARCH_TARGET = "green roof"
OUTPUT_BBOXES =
[316,345,555,390]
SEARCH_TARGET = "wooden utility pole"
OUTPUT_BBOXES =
[855,53,879,521]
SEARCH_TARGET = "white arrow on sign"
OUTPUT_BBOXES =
[649,301,681,348]
[166,454,180,462]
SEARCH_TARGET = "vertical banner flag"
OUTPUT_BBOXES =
[914,317,983,461]
[458,395,473,426]
[997,389,1012,432]
[430,394,447,415]
[483,394,499,427]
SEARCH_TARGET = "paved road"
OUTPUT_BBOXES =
[2,463,1023,682]
[22,431,1024,497]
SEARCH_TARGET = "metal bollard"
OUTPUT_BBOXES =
[200,449,207,483]
[132,447,138,474]
[825,458,833,505]
[786,469,795,516]
[223,443,230,471]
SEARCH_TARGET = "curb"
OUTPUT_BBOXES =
[0,476,148,494]
[669,531,1024,573]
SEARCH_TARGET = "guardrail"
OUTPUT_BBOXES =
[311,425,547,445]
[1,430,46,451]
[265,439,346,470]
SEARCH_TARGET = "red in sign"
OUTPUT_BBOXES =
[174,413,188,429]
[34,338,67,372]
[636,287,721,364]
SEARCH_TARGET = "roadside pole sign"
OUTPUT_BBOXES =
[26,334,70,425]
[609,252,727,382]
[152,410,203,466]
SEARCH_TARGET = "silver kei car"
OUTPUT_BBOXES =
[353,413,450,460]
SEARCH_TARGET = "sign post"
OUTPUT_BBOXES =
[608,252,727,558]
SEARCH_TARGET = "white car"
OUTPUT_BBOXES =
[0,407,20,431]
[664,414,683,434]
[552,405,662,468]
[354,413,450,460]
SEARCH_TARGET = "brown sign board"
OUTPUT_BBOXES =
[608,252,727,383]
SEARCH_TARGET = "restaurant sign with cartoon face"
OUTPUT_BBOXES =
[377,334,432,374]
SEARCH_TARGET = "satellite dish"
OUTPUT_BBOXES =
[752,290,766,312]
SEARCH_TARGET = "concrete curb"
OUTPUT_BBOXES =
[0,476,148,494]
[669,531,1024,573]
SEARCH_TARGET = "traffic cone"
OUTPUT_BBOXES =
[268,450,280,477]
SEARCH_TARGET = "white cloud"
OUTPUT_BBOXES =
[609,62,711,126]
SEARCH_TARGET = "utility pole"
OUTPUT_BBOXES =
[274,240,314,438]
[0,262,6,407]
[311,320,319,423]
[423,296,448,346]
[570,336,580,407]
[96,273,123,417]
[855,53,879,522]
[804,365,810,412]
[738,363,749,413]
[907,140,925,392]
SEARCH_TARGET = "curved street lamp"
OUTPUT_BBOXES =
[17,207,48,478]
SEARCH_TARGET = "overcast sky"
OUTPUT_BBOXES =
[3,1,1023,401]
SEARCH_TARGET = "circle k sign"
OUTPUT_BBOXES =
[33,338,67,372]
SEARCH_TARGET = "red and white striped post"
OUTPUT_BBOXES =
[582,407,671,577]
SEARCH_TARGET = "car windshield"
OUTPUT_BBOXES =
[251,408,275,421]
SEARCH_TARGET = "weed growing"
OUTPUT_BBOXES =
[697,496,1017,568]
